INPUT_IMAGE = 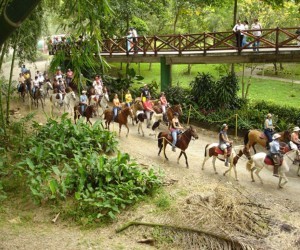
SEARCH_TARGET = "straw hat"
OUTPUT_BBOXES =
[272,133,281,140]
[82,90,87,94]
[293,126,300,132]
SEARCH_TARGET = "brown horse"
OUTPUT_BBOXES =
[74,105,97,125]
[103,107,133,137]
[130,100,144,125]
[166,104,183,127]
[157,126,199,168]
[244,129,290,154]
[18,82,27,102]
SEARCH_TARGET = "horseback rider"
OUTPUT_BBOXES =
[58,80,66,106]
[125,89,133,107]
[79,90,88,115]
[170,112,184,152]
[141,84,150,103]
[289,126,300,150]
[32,76,39,96]
[219,124,233,166]
[113,93,122,121]
[264,113,274,149]
[269,133,283,177]
[160,92,169,122]
[93,75,104,100]
[143,96,155,128]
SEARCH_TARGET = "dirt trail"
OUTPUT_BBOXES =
[1,99,300,249]
[1,60,300,249]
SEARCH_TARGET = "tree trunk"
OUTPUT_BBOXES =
[186,64,192,75]
[241,64,245,99]
[6,36,18,124]
[148,63,152,71]
[279,62,284,70]
[233,0,238,27]
[273,63,278,75]
[0,42,8,131]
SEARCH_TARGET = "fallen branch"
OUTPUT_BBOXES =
[116,220,253,248]
[52,212,60,223]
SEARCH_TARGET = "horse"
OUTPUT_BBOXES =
[63,90,77,114]
[157,126,199,168]
[130,99,144,125]
[89,95,102,116]
[201,143,245,181]
[28,86,44,109]
[103,107,133,137]
[74,104,97,125]
[244,129,290,154]
[42,81,53,98]
[246,149,299,188]
[166,104,183,127]
[100,89,110,113]
[18,82,27,102]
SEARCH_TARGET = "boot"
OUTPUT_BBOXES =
[224,159,229,167]
[172,145,176,152]
[273,164,279,177]
[266,141,270,150]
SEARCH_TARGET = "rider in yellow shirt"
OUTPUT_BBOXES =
[125,90,133,107]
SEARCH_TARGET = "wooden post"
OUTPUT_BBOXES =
[235,114,238,139]
[187,104,192,125]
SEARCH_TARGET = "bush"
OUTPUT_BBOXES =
[16,115,162,222]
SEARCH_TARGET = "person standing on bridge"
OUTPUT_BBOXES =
[232,20,244,48]
[130,27,138,54]
[251,18,262,52]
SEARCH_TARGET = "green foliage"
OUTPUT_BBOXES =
[16,115,162,222]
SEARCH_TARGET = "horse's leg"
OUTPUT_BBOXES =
[298,165,300,177]
[278,173,288,188]
[177,151,183,164]
[181,151,188,168]
[254,168,263,184]
[212,156,218,174]
[119,124,122,137]
[201,156,209,170]
[162,138,168,161]
[125,124,129,137]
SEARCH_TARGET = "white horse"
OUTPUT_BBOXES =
[246,149,299,188]
[63,91,77,115]
[42,81,53,99]
[100,91,109,116]
[201,143,244,181]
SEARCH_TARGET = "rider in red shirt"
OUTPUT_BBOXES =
[143,96,155,128]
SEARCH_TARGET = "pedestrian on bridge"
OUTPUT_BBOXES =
[251,18,262,52]
[232,20,244,48]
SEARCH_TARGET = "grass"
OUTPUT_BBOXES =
[256,63,300,80]
[109,62,300,108]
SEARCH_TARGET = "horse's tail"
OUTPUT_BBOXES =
[158,132,163,148]
[204,144,209,157]
[246,158,254,172]
[244,130,250,145]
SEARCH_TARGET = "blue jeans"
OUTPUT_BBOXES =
[113,107,120,120]
[264,129,273,142]
[81,104,86,114]
[253,37,260,51]
[171,129,180,147]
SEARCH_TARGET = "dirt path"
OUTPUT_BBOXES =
[1,99,300,249]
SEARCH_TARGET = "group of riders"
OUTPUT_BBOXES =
[218,113,300,177]
[17,65,75,106]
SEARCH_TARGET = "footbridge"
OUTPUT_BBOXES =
[51,27,300,90]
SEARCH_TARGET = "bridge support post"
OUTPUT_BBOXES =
[160,57,171,92]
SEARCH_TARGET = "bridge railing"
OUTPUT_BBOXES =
[100,27,300,56]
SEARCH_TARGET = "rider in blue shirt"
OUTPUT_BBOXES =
[269,133,282,177]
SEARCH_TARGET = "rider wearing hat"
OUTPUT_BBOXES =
[289,126,300,150]
[269,133,282,177]
[80,90,88,115]
[170,112,184,152]
[219,124,233,166]
[264,113,274,149]
[143,96,155,128]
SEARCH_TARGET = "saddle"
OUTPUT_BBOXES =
[215,146,232,156]
[264,155,283,166]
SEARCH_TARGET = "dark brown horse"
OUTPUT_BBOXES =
[28,86,44,109]
[157,125,198,168]
[244,129,290,154]
[166,104,183,127]
[18,82,27,102]
[103,107,133,137]
[74,104,97,125]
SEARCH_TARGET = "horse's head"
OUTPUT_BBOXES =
[189,125,199,139]
[176,104,183,116]
[70,91,76,101]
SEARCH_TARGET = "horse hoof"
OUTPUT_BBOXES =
[235,179,239,182]
[215,172,218,175]
[251,180,255,182]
